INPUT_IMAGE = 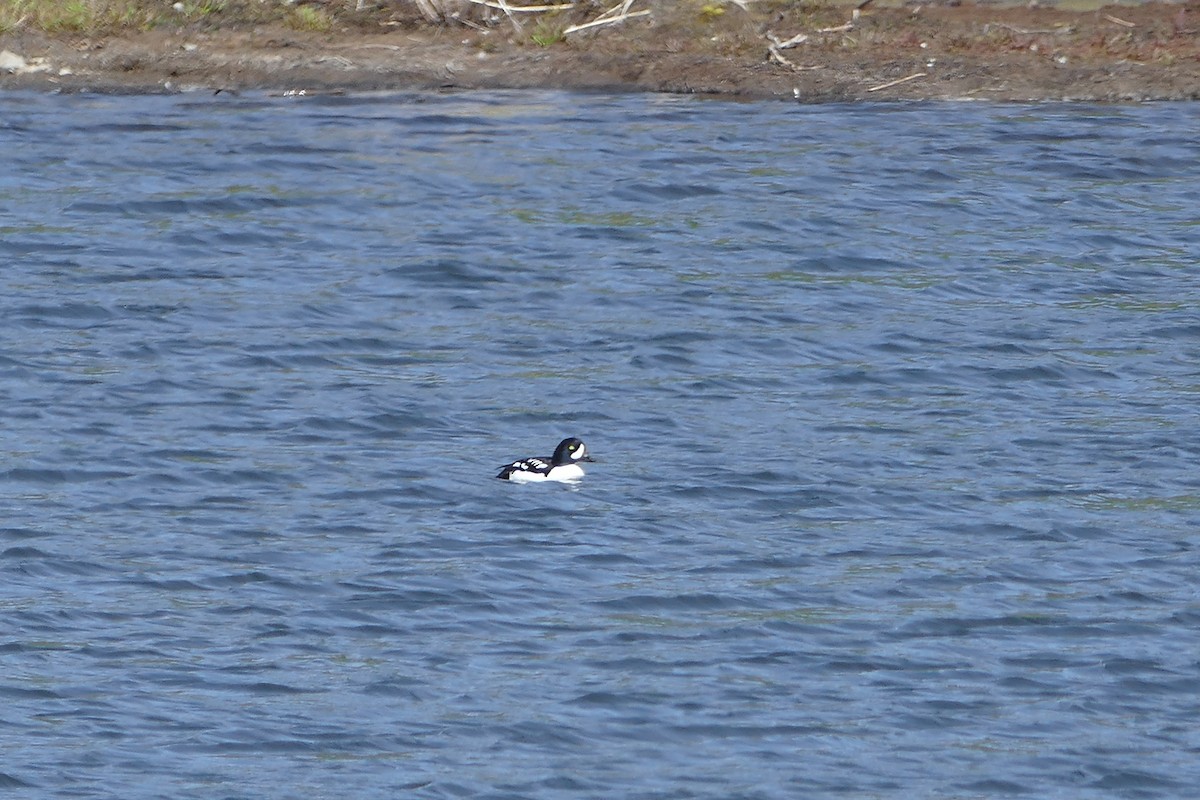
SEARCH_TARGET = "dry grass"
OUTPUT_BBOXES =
[289,4,335,32]
[0,0,361,34]
[0,0,156,32]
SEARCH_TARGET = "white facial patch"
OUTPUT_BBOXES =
[569,443,587,460]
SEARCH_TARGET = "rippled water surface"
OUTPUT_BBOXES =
[3,91,1200,798]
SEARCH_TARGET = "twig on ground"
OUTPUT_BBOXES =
[767,30,811,49]
[450,12,491,30]
[765,8,859,68]
[462,0,576,10]
[768,45,819,71]
[985,23,1075,35]
[563,7,651,35]
[1103,14,1137,28]
[590,0,637,23]
[413,0,441,22]
[817,21,854,34]
[867,72,927,92]
[494,0,524,33]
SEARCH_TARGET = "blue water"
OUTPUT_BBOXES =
[3,91,1200,798]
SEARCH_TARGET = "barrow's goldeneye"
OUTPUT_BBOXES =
[497,437,594,483]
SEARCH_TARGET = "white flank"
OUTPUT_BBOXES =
[504,462,585,484]
[547,463,585,482]
[504,470,552,484]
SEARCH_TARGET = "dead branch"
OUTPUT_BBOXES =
[1103,14,1137,28]
[563,6,651,35]
[817,21,854,34]
[767,30,811,49]
[767,6,858,51]
[461,0,576,10]
[768,45,819,71]
[867,72,927,92]
[495,0,524,33]
[985,23,1075,35]
[413,0,442,23]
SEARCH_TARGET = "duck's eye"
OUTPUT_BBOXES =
[568,444,577,451]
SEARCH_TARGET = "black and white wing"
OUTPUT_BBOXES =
[497,456,552,481]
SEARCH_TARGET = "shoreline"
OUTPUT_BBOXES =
[2,2,1198,101]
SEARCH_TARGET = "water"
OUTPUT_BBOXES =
[3,91,1199,798]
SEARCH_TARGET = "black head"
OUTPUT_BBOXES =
[552,437,594,465]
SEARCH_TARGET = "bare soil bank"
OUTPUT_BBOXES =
[2,2,1198,101]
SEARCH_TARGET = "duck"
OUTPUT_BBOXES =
[496,437,594,483]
